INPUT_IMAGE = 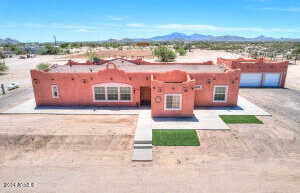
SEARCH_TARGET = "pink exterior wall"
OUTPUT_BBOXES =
[151,70,195,117]
[31,61,241,117]
[217,58,288,87]
[191,69,240,107]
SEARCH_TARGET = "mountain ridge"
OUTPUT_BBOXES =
[131,32,300,42]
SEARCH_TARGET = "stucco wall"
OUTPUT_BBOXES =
[31,62,240,117]
[190,69,240,107]
[217,58,288,87]
[151,71,195,117]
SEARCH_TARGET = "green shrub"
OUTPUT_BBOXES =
[153,46,176,62]
[176,47,187,56]
[85,51,101,62]
[0,62,8,72]
[14,48,26,55]
[59,43,69,49]
[292,47,300,55]
[36,63,50,70]
[0,52,5,59]
[71,42,80,48]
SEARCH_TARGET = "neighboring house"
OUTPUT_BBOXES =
[30,58,241,117]
[217,58,288,88]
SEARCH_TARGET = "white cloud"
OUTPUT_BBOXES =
[262,7,300,12]
[107,16,123,21]
[154,23,300,33]
[75,29,96,33]
[127,23,145,28]
[156,24,217,30]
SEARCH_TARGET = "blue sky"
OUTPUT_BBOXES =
[0,0,300,42]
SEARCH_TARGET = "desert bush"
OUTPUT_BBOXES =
[59,43,69,49]
[85,50,101,62]
[36,63,50,70]
[0,52,5,59]
[0,61,8,72]
[38,45,61,55]
[153,46,176,62]
[71,42,80,48]
[292,47,300,55]
[175,47,187,56]
[14,48,26,55]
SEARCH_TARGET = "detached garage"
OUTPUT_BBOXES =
[217,58,288,88]
[240,73,262,87]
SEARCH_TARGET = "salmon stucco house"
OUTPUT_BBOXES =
[30,58,244,117]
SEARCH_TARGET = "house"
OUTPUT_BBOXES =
[217,58,288,87]
[30,58,241,117]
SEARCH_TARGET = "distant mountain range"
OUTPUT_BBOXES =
[0,38,20,44]
[126,32,300,42]
[1,33,300,44]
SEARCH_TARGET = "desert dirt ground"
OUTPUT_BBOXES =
[0,50,300,193]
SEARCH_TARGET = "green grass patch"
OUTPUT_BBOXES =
[219,115,263,124]
[152,129,200,146]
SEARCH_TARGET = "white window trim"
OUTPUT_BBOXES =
[51,85,59,98]
[92,82,132,102]
[164,93,182,111]
[213,85,228,103]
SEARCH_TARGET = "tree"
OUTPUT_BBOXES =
[153,46,176,62]
[59,43,69,49]
[292,47,300,55]
[36,63,50,70]
[0,61,8,72]
[175,47,187,56]
[71,42,80,48]
[85,50,101,63]
[14,48,26,55]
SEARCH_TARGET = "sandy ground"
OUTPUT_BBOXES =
[1,49,300,193]
[69,48,153,60]
[0,55,69,88]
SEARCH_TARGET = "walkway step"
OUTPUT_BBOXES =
[134,144,152,149]
[134,140,152,144]
[132,148,152,161]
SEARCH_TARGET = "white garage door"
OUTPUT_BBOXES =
[240,73,262,87]
[263,73,281,87]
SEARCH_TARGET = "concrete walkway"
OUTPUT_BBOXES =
[2,96,270,116]
[132,110,152,161]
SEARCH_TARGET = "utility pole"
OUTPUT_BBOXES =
[53,35,57,46]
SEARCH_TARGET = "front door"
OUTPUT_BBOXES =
[140,87,151,106]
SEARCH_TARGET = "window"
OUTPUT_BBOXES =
[195,85,202,90]
[107,87,118,100]
[52,85,59,98]
[164,94,182,110]
[93,83,132,102]
[213,86,228,102]
[120,87,131,101]
[94,87,105,100]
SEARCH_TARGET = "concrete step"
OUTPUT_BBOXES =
[132,148,152,161]
[134,140,152,144]
[134,144,152,149]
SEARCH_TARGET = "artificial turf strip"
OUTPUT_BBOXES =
[219,115,263,124]
[152,129,200,146]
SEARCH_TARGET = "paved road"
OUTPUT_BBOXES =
[0,87,34,112]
